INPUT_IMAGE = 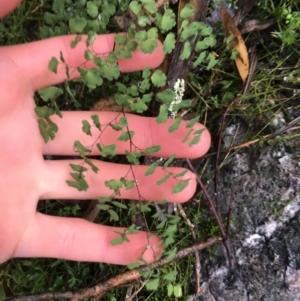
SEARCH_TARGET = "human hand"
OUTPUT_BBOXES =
[0,0,211,265]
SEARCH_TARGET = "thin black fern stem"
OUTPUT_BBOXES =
[186,158,234,267]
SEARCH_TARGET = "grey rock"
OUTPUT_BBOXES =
[197,141,300,301]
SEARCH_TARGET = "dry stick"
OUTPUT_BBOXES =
[203,124,300,157]
[75,237,220,301]
[6,238,220,301]
[267,117,300,139]
[233,0,258,25]
[123,277,149,301]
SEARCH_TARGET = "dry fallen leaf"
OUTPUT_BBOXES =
[243,45,258,95]
[233,0,258,25]
[240,19,276,35]
[220,8,249,82]
[114,15,131,30]
[91,96,133,113]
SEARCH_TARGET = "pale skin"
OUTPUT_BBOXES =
[0,0,211,265]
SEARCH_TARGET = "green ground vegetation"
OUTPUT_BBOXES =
[1,0,300,300]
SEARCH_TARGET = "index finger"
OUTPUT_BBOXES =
[0,34,164,91]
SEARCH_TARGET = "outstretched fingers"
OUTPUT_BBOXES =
[41,159,197,202]
[43,112,211,158]
[14,213,162,264]
[0,34,164,91]
[41,112,209,202]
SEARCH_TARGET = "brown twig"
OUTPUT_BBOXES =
[267,117,300,139]
[124,277,149,301]
[203,124,300,159]
[6,237,220,301]
[233,0,258,25]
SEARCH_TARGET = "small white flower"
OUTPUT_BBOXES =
[168,78,185,119]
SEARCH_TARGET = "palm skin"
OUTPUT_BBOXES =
[0,1,211,265]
